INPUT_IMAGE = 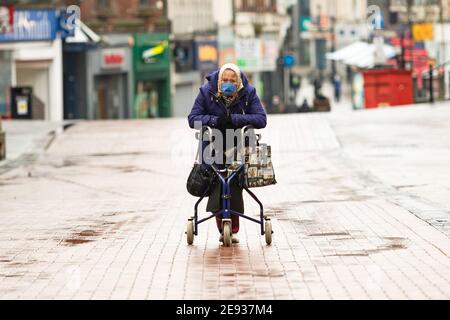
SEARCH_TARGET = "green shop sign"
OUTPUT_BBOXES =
[141,41,168,64]
[133,33,170,71]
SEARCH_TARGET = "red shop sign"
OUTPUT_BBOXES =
[0,5,14,33]
[101,48,126,69]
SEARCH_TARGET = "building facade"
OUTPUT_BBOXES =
[71,0,170,34]
[168,0,216,118]
[0,7,64,121]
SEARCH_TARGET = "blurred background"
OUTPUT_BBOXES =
[0,0,449,123]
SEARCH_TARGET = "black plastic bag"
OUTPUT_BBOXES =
[186,164,216,197]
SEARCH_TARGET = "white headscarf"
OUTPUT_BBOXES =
[218,63,244,94]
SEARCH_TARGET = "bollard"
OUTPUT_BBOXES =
[0,119,5,160]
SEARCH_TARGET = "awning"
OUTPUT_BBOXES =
[326,41,397,68]
[65,21,101,44]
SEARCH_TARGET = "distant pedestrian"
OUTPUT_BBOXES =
[333,74,342,103]
[298,98,311,113]
[313,76,321,98]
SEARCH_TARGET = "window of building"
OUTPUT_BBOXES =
[97,0,111,9]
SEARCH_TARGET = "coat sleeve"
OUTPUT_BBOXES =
[188,89,219,129]
[231,88,267,129]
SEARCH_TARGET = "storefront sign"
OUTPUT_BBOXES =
[413,23,433,41]
[198,45,217,62]
[133,34,170,72]
[0,10,57,42]
[235,38,261,71]
[141,41,168,64]
[235,37,279,72]
[101,48,126,69]
[195,40,218,75]
[300,16,312,32]
[0,5,14,34]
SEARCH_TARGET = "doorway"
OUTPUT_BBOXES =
[95,73,128,119]
[16,61,50,120]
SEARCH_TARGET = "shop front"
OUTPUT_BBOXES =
[133,33,171,118]
[86,42,133,120]
[0,9,63,121]
[63,21,100,120]
[172,38,200,118]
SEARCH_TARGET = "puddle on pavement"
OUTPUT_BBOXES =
[86,151,149,158]
[6,261,36,268]
[60,210,154,246]
[265,208,286,215]
[0,274,24,278]
[308,232,351,237]
[221,270,285,278]
[101,209,156,217]
[383,237,408,241]
[327,238,409,257]
[63,238,94,246]
[75,230,101,237]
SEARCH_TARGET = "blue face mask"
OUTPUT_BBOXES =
[221,82,237,97]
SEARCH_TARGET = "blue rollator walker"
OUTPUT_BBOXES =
[186,126,273,247]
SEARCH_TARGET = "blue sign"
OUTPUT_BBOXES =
[371,13,384,30]
[283,55,296,68]
[300,16,312,32]
[58,9,76,39]
[0,10,58,42]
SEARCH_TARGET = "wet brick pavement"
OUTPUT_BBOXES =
[0,109,449,299]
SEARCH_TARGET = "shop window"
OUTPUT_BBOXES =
[134,80,161,118]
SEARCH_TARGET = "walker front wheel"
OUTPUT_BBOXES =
[223,222,232,247]
[186,220,194,245]
[265,220,273,245]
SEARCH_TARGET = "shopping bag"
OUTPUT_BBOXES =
[244,143,277,188]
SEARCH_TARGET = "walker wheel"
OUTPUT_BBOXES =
[265,220,273,245]
[186,220,194,245]
[223,222,232,247]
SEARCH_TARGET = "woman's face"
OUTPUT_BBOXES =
[222,69,238,85]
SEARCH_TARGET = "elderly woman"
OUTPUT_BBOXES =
[188,63,267,244]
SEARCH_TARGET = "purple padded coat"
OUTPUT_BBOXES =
[188,70,267,130]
